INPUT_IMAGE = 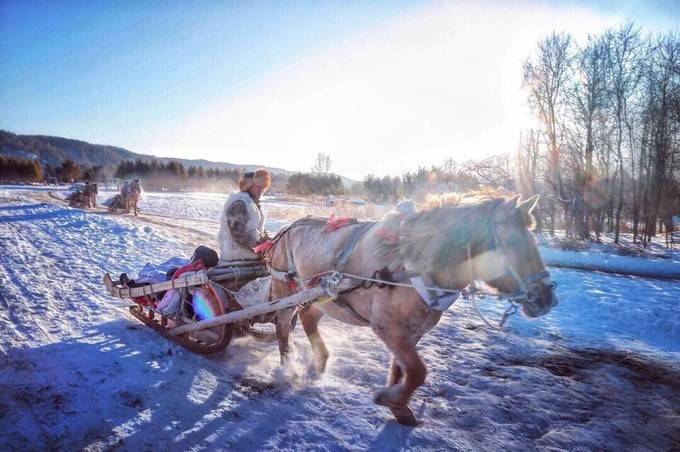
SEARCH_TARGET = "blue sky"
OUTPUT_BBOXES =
[1,0,678,178]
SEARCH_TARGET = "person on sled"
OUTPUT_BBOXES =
[217,169,271,263]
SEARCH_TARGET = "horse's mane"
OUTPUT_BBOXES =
[378,190,528,274]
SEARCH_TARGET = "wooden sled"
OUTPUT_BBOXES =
[103,261,346,355]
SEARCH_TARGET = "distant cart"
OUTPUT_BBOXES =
[103,261,346,354]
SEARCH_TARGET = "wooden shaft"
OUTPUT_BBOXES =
[208,268,268,281]
[170,286,328,336]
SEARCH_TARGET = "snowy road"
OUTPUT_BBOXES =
[1,190,679,451]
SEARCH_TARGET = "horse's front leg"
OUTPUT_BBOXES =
[134,200,138,216]
[275,307,295,365]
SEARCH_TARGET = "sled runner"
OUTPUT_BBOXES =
[102,260,348,354]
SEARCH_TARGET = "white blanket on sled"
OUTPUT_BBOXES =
[233,276,272,308]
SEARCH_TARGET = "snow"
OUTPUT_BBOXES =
[1,186,679,450]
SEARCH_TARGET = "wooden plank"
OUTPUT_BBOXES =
[102,271,209,299]
[170,286,328,336]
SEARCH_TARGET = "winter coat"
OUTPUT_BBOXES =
[217,191,265,261]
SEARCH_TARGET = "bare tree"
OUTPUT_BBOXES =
[604,22,644,242]
[311,152,332,174]
[524,32,573,235]
[565,34,609,238]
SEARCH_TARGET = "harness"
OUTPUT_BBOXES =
[267,216,331,287]
[267,217,376,324]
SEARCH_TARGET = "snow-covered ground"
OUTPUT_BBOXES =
[1,186,679,450]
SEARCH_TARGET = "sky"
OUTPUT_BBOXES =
[1,0,678,180]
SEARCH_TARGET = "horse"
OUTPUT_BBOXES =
[267,192,558,426]
[122,179,142,216]
[84,183,98,208]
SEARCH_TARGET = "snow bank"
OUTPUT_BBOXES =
[539,245,680,279]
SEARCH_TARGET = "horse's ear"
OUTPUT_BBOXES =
[518,194,540,215]
[505,194,521,209]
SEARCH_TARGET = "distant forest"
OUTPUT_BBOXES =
[113,159,242,191]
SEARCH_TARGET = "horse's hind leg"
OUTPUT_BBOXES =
[276,307,295,365]
[387,357,403,386]
[300,305,329,373]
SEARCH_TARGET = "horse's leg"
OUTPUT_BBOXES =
[299,305,329,373]
[134,199,138,216]
[387,357,403,386]
[373,335,426,426]
[275,307,295,365]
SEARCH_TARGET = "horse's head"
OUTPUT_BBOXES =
[91,183,98,194]
[131,179,141,194]
[471,195,558,318]
[390,192,558,319]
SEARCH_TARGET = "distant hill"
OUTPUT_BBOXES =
[0,130,143,167]
[0,130,358,185]
[0,130,290,175]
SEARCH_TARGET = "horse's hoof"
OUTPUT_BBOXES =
[374,390,390,407]
[390,406,419,427]
[374,389,403,408]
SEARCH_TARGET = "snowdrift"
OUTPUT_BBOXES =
[539,246,680,280]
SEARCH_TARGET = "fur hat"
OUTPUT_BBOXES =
[239,168,272,192]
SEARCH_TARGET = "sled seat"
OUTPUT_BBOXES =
[103,260,270,299]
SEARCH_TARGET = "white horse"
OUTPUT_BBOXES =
[121,179,142,216]
[268,192,558,426]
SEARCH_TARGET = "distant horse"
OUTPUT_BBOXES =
[121,179,142,216]
[268,192,558,426]
[84,183,98,208]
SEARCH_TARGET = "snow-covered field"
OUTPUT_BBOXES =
[1,186,679,451]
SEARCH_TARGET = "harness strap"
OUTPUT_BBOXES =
[334,222,376,271]
[330,296,370,325]
[327,221,377,323]
[269,219,377,324]
[409,275,460,311]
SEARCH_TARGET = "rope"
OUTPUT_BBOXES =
[340,272,464,295]
[471,294,501,330]
[467,291,518,332]
[208,280,240,298]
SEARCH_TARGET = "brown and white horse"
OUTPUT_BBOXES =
[121,179,142,216]
[85,183,98,208]
[268,192,558,426]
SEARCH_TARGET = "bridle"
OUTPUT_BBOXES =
[471,214,556,307]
